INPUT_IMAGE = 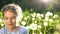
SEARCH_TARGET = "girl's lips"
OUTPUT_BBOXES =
[8,24,13,25]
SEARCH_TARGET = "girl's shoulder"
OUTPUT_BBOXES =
[19,26,28,34]
[19,26,26,31]
[0,27,6,34]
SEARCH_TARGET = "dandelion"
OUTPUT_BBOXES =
[49,19,53,22]
[56,24,60,30]
[45,11,53,17]
[24,17,27,20]
[36,13,40,17]
[21,21,26,26]
[31,12,36,18]
[44,17,49,21]
[1,24,4,27]
[25,26,30,30]
[44,22,48,26]
[40,14,44,17]
[35,21,37,23]
[37,25,42,28]
[27,16,30,19]
[53,14,58,18]
[32,17,35,20]
[30,9,33,11]
[30,23,37,30]
[0,19,2,22]
[33,33,36,34]
[37,17,41,20]
[40,32,43,34]
[54,31,60,34]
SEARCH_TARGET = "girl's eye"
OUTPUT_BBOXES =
[11,16,16,19]
[4,18,8,20]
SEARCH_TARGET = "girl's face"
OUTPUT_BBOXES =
[3,10,16,28]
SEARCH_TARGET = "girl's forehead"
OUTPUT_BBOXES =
[4,10,16,14]
[4,10,16,17]
[3,10,17,15]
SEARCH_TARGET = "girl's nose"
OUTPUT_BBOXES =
[8,19,11,23]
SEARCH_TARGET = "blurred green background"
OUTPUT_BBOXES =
[0,0,60,34]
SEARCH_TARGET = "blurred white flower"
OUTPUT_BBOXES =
[40,32,43,34]
[38,17,41,20]
[32,17,35,20]
[24,17,27,20]
[54,31,60,34]
[49,19,53,22]
[44,17,49,21]
[53,14,58,18]
[36,13,42,20]
[21,21,26,25]
[31,12,36,18]
[56,24,60,30]
[45,11,53,17]
[44,22,48,26]
[33,33,36,34]
[1,24,4,27]
[40,14,44,17]
[36,13,40,17]
[25,26,30,29]
[27,16,30,19]
[37,25,42,28]
[30,23,37,30]
[30,9,33,11]
[16,22,20,26]
[35,21,37,23]
[0,19,3,22]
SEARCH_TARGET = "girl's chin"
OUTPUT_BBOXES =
[7,25,14,28]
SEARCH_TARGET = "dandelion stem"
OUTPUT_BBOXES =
[32,30,34,34]
[44,26,46,34]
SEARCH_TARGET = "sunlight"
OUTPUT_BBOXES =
[39,0,51,4]
[41,0,50,3]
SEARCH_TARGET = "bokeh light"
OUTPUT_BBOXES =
[40,0,51,3]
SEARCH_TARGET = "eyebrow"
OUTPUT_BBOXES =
[4,15,16,18]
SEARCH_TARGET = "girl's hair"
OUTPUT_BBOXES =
[1,3,22,16]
